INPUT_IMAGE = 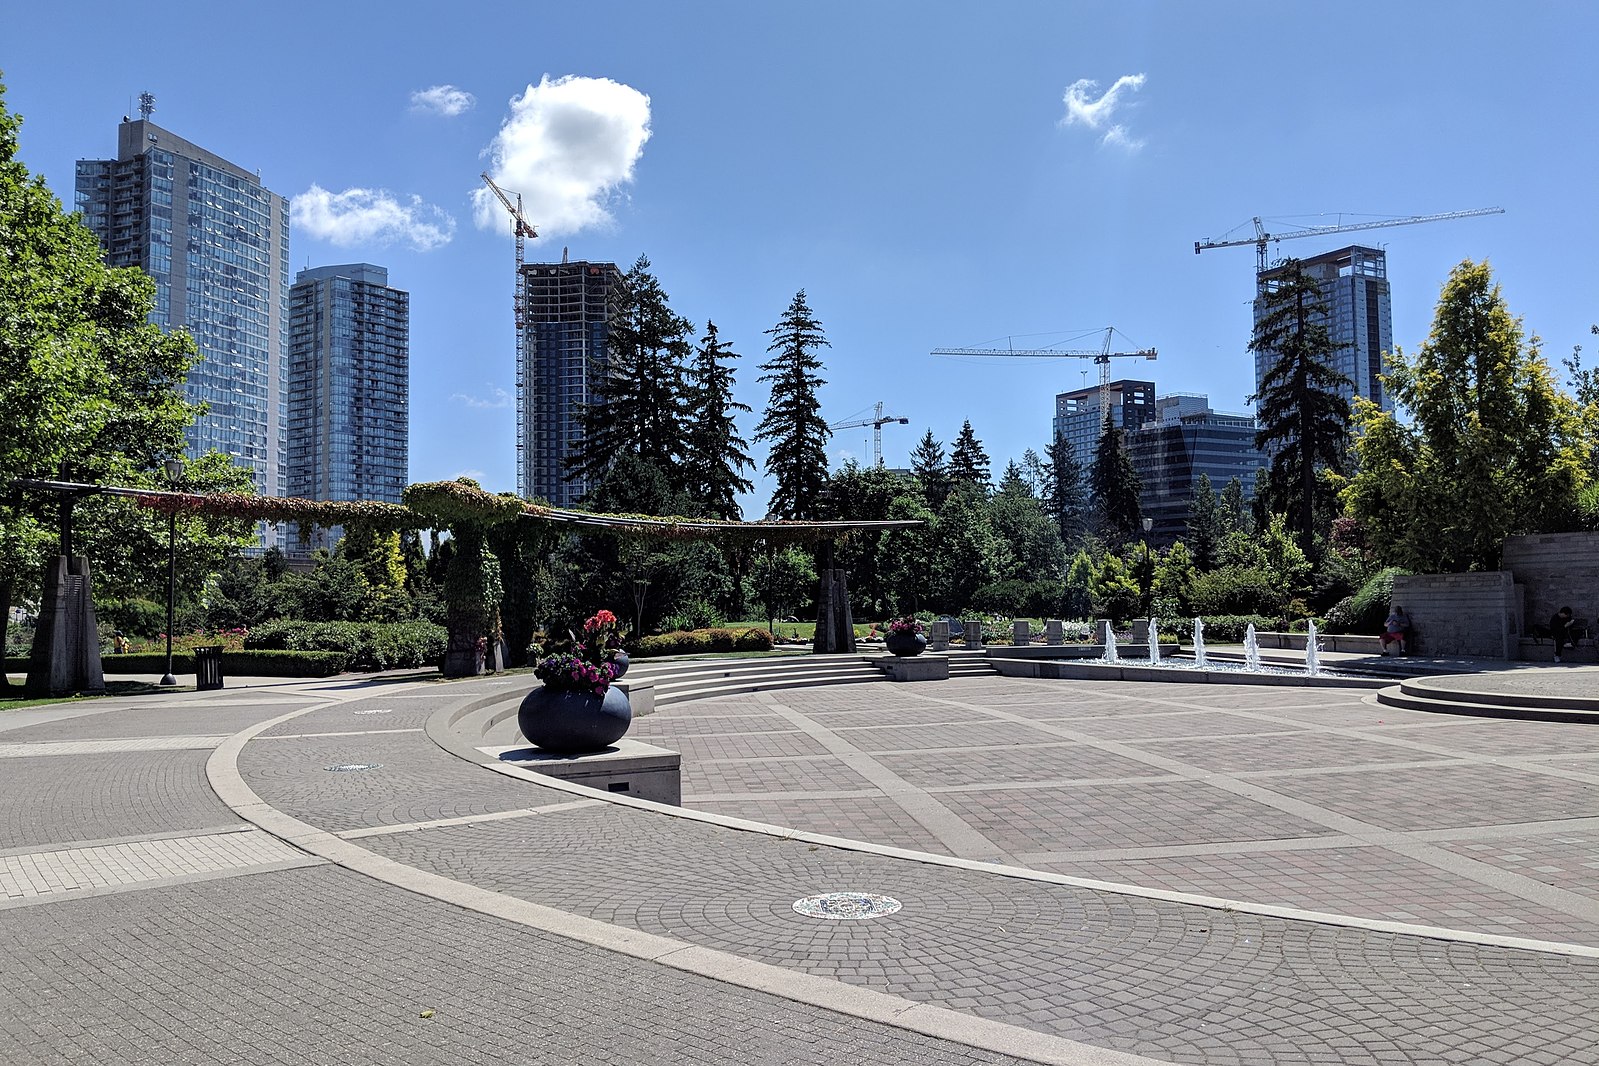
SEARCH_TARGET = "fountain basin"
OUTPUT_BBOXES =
[987,656,1387,689]
[991,643,1181,660]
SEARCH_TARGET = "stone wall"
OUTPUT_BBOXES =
[1502,533,1599,635]
[1391,572,1517,659]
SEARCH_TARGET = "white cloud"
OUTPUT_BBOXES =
[1060,73,1147,149]
[473,74,652,238]
[450,386,513,409]
[292,185,456,251]
[452,469,487,484]
[411,84,476,117]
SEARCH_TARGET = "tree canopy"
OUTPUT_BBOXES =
[755,290,831,520]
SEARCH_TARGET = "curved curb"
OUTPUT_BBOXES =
[434,692,1599,960]
[207,687,1166,1066]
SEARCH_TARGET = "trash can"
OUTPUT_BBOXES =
[193,645,225,691]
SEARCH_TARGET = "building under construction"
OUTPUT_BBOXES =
[1252,245,1394,413]
[519,259,620,505]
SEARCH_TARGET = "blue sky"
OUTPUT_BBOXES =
[5,2,1596,514]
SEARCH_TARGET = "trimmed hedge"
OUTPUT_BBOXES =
[10,650,349,677]
[634,627,775,658]
[244,619,447,670]
[1194,615,1277,643]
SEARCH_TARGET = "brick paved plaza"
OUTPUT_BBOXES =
[3,669,1597,1064]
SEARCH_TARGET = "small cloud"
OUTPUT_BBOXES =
[411,84,475,117]
[450,386,512,409]
[474,74,652,238]
[292,185,456,251]
[453,468,487,483]
[1060,73,1147,149]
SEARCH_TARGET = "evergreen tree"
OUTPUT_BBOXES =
[1249,257,1353,557]
[1184,473,1222,571]
[567,255,695,489]
[1019,448,1049,497]
[1089,410,1142,543]
[1045,434,1089,548]
[1219,475,1252,535]
[755,290,832,519]
[682,320,753,519]
[1340,260,1591,572]
[947,420,991,490]
[909,429,950,509]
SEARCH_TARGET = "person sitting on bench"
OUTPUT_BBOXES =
[1381,606,1411,655]
[1551,606,1576,663]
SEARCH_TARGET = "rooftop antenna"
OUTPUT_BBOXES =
[562,246,569,264]
[138,92,155,121]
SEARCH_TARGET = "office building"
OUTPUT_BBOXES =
[520,259,621,505]
[1128,394,1261,544]
[286,264,409,553]
[1253,245,1393,413]
[1051,379,1156,469]
[76,102,290,527]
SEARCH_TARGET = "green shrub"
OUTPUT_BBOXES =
[27,649,350,677]
[659,600,725,633]
[734,627,774,651]
[1196,615,1277,643]
[97,598,168,639]
[1321,566,1408,634]
[244,619,446,670]
[704,627,737,652]
[1189,566,1288,616]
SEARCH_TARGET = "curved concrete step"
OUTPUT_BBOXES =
[1374,685,1599,724]
[1398,675,1599,713]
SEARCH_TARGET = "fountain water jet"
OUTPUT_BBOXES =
[1305,620,1321,677]
[1243,622,1262,672]
[1102,620,1119,663]
[1193,617,1207,669]
[1147,618,1160,665]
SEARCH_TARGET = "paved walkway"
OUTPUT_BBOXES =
[1,669,1596,1064]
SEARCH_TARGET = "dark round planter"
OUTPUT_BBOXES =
[609,649,630,679]
[518,685,633,754]
[884,630,927,657]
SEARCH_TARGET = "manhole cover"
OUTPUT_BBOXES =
[352,709,392,715]
[792,892,902,920]
[325,763,382,772]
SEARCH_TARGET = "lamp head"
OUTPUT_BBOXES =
[163,459,183,482]
[1141,517,1153,533]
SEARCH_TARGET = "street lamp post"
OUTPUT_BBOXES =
[631,577,651,642]
[159,459,182,687]
[1140,516,1154,618]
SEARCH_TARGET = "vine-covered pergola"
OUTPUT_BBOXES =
[13,477,921,686]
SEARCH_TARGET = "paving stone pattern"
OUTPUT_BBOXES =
[0,701,299,742]
[0,865,1030,1066]
[1,829,305,900]
[364,802,1599,1064]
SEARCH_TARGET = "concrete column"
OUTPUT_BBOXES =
[1045,619,1064,645]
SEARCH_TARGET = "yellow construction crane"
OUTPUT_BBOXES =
[1194,207,1504,272]
[829,402,910,468]
[932,327,1156,417]
[481,173,540,491]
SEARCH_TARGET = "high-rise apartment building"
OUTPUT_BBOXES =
[286,264,409,553]
[76,108,291,519]
[519,259,620,505]
[1253,245,1393,412]
[1051,379,1157,469]
[1128,394,1260,544]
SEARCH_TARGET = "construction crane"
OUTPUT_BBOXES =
[1194,207,1505,272]
[932,327,1156,417]
[481,173,539,492]
[830,401,910,468]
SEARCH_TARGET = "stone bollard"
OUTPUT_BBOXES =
[1045,619,1064,645]
[964,619,984,647]
[1130,619,1150,644]
[1012,620,1030,645]
[929,619,950,651]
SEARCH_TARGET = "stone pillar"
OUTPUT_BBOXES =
[929,619,950,651]
[812,541,856,654]
[964,619,984,647]
[1045,619,1064,645]
[1012,620,1030,645]
[1130,619,1150,643]
[25,556,105,698]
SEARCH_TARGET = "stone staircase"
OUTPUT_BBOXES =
[1374,675,1599,724]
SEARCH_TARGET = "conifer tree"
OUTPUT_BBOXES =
[567,255,694,490]
[909,429,950,509]
[1249,257,1353,556]
[1045,434,1088,548]
[755,291,832,519]
[1185,472,1222,571]
[1219,475,1252,536]
[1089,410,1142,543]
[682,320,753,519]
[947,420,991,490]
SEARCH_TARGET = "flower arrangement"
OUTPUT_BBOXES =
[886,616,925,635]
[533,610,625,695]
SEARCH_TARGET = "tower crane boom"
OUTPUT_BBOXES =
[829,401,910,468]
[932,326,1156,415]
[1194,207,1504,271]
